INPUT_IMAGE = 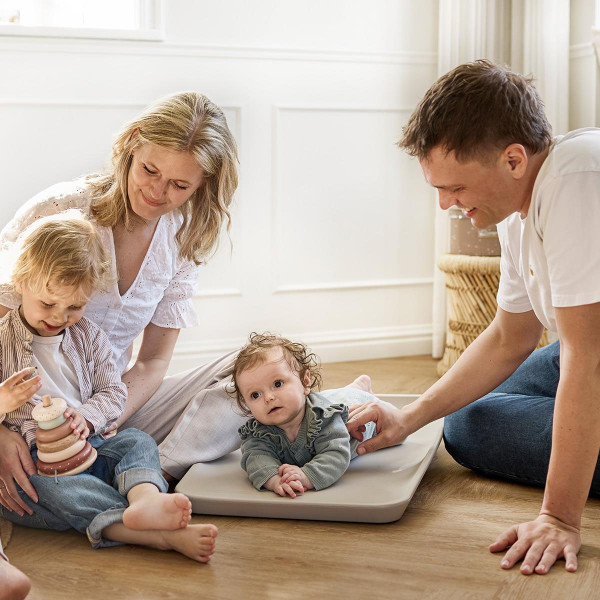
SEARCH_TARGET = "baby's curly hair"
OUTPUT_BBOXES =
[232,332,322,416]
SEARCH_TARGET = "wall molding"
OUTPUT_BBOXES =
[0,38,437,65]
[274,277,433,294]
[271,104,416,294]
[165,324,433,373]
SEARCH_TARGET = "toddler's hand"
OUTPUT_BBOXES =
[0,368,41,414]
[278,464,314,490]
[63,407,92,440]
[264,474,305,499]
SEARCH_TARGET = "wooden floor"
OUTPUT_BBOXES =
[4,355,600,599]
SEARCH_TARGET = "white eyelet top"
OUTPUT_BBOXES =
[0,180,201,373]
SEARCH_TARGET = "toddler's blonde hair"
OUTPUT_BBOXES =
[11,211,112,297]
[232,332,322,416]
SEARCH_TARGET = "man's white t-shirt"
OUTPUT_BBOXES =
[497,128,600,332]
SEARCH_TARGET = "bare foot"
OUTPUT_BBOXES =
[0,559,31,600]
[346,374,372,393]
[155,524,218,563]
[123,492,192,531]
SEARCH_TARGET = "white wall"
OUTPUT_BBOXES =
[570,0,600,129]
[0,0,439,372]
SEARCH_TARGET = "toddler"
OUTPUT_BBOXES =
[232,332,377,497]
[0,212,216,562]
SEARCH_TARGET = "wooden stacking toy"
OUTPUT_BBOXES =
[32,395,97,477]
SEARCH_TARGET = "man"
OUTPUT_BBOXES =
[346,60,600,576]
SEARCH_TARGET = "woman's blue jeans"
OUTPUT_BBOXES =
[443,340,600,496]
[0,428,167,548]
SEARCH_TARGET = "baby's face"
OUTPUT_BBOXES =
[237,348,311,428]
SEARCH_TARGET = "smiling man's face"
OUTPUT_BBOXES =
[420,145,527,229]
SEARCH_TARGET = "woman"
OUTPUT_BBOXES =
[0,92,247,516]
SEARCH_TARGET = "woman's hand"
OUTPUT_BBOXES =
[278,464,313,490]
[346,401,408,455]
[489,513,581,575]
[0,368,41,414]
[63,408,92,440]
[0,426,38,515]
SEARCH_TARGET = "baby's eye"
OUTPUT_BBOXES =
[41,302,54,308]
[250,392,260,400]
[274,380,283,388]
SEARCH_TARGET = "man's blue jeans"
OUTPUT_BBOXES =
[0,428,168,548]
[443,340,600,496]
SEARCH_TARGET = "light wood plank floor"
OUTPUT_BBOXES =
[4,356,600,599]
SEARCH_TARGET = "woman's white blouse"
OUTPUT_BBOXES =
[0,180,201,373]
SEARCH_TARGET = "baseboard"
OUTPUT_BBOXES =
[165,325,433,374]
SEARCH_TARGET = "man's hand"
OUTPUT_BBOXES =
[489,513,581,575]
[278,464,313,490]
[63,408,92,440]
[346,401,408,454]
[0,368,41,414]
[264,473,305,498]
[0,426,38,515]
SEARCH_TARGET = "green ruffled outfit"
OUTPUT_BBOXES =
[239,390,375,490]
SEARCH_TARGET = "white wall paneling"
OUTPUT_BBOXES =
[1,0,439,369]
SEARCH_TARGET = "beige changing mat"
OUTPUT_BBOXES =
[176,394,443,523]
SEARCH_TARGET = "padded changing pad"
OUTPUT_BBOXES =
[176,394,443,523]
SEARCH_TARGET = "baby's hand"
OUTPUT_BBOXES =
[0,368,41,414]
[63,407,92,440]
[278,464,314,490]
[264,474,305,499]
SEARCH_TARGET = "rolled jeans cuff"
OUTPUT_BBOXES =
[118,467,168,496]
[86,507,126,549]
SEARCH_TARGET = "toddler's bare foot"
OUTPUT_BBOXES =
[123,492,192,531]
[156,524,218,562]
[346,374,372,393]
[0,559,31,600]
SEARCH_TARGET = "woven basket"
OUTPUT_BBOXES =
[437,254,548,376]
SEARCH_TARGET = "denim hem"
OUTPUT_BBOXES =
[86,507,126,549]
[118,467,168,496]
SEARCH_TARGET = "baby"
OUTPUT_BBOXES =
[232,332,377,497]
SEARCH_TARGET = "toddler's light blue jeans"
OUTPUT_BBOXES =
[0,428,168,548]
[443,340,600,495]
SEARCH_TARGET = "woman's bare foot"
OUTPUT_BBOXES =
[155,524,218,562]
[123,492,192,531]
[346,374,372,393]
[0,559,31,600]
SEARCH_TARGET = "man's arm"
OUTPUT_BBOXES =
[347,307,545,452]
[493,301,600,574]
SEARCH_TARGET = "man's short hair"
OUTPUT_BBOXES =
[398,60,553,162]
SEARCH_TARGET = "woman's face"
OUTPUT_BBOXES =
[127,143,205,223]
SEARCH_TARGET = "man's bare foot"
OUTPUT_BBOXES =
[0,559,31,600]
[123,492,192,531]
[346,374,372,393]
[155,524,218,563]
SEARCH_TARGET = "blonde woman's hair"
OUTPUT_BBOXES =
[231,332,322,416]
[10,210,112,297]
[87,91,238,264]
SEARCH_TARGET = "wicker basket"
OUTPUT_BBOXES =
[437,254,548,376]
